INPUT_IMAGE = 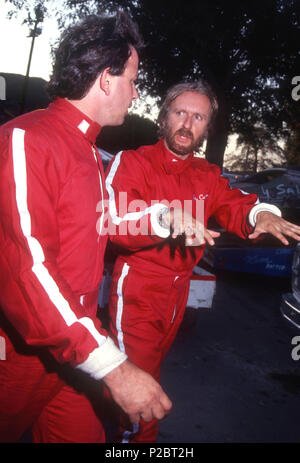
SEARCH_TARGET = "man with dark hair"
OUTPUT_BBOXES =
[47,13,143,101]
[0,11,171,443]
[105,80,300,442]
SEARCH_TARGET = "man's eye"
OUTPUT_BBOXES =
[195,114,202,120]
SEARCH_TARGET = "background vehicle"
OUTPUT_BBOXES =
[280,244,300,329]
[229,167,300,224]
[204,167,300,278]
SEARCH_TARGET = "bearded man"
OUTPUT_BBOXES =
[105,80,300,443]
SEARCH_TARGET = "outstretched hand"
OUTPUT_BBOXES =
[248,211,300,245]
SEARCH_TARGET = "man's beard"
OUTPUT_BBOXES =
[163,126,206,157]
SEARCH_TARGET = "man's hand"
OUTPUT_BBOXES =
[203,228,221,246]
[166,209,202,246]
[163,208,220,246]
[167,209,203,245]
[102,360,172,424]
[248,211,300,245]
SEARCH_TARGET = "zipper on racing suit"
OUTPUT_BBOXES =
[91,145,105,236]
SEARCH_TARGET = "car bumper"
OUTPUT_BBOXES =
[280,293,300,329]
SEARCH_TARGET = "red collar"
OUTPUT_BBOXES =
[48,98,102,143]
[159,139,194,174]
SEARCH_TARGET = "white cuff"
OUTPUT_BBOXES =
[76,337,127,380]
[248,203,282,227]
[150,203,171,238]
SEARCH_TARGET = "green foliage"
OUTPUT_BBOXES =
[234,127,285,172]
[285,127,300,166]
[6,0,300,167]
[96,113,158,154]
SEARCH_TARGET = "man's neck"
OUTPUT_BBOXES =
[67,98,95,123]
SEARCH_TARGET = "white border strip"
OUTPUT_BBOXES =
[116,262,130,353]
[122,423,139,444]
[92,146,105,236]
[105,151,170,237]
[248,203,282,227]
[105,151,123,225]
[115,263,141,441]
[106,151,153,225]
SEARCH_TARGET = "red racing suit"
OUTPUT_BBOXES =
[0,98,126,442]
[105,139,260,442]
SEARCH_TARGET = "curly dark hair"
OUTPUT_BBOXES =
[47,11,144,100]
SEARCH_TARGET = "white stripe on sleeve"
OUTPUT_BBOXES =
[11,128,106,346]
[248,202,282,227]
[105,151,170,237]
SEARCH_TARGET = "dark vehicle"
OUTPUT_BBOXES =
[203,167,300,278]
[231,167,300,223]
[221,168,245,184]
[281,244,300,329]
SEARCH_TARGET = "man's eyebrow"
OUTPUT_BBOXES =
[173,106,209,118]
[172,106,185,112]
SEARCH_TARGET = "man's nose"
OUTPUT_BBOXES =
[183,114,192,129]
[132,85,139,100]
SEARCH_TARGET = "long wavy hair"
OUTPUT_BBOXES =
[47,11,144,100]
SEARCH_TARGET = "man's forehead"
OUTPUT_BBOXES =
[171,91,212,114]
[124,47,139,75]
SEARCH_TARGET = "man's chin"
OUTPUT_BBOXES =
[109,115,126,127]
[169,142,193,157]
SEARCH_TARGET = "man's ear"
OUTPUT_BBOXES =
[99,67,112,95]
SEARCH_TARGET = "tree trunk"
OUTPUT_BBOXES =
[205,131,228,168]
[205,93,230,168]
[253,148,258,173]
[245,146,250,171]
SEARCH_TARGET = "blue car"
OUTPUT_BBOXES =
[203,167,300,278]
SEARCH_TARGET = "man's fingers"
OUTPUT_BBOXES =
[139,409,153,423]
[279,220,300,233]
[170,208,222,247]
[248,231,259,240]
[253,211,300,244]
[139,395,172,423]
[249,226,286,243]
[276,225,300,242]
[150,403,167,421]
[158,392,172,416]
[103,360,172,425]
[249,222,299,245]
[181,225,220,247]
[204,229,216,246]
[269,229,289,245]
[129,397,172,424]
[172,223,183,238]
[208,229,221,238]
[128,412,141,424]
